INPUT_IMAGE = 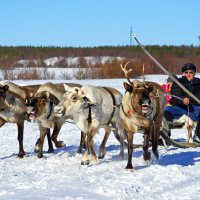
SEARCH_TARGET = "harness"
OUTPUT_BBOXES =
[83,87,117,125]
[83,97,95,124]
[103,87,117,125]
[47,100,54,119]
[120,92,153,118]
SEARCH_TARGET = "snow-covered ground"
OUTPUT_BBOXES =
[0,76,200,200]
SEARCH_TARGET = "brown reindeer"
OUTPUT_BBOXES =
[119,62,165,169]
[0,82,62,158]
[0,83,42,157]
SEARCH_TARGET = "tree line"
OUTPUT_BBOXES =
[0,45,200,79]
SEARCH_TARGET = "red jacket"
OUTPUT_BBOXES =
[162,83,173,106]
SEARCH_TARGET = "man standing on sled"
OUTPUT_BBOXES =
[163,63,200,142]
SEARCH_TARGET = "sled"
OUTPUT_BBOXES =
[160,120,200,148]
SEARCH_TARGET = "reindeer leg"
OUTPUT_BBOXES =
[119,129,125,160]
[81,133,90,165]
[34,128,54,153]
[0,117,5,128]
[77,131,86,154]
[46,129,54,153]
[98,126,111,159]
[112,121,125,159]
[126,131,134,169]
[90,139,98,163]
[17,120,26,158]
[151,124,159,159]
[37,126,48,158]
[51,124,66,148]
[34,137,41,153]
[81,129,97,165]
[143,128,151,161]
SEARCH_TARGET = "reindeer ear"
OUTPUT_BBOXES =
[79,88,86,97]
[2,85,9,92]
[38,91,49,99]
[64,84,70,91]
[123,82,133,93]
[148,85,154,92]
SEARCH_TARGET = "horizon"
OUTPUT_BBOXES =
[1,1,200,47]
[0,44,199,48]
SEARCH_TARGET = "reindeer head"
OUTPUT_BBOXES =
[0,84,9,111]
[26,92,50,120]
[121,62,154,115]
[54,84,86,118]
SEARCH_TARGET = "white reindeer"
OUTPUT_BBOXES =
[54,84,125,165]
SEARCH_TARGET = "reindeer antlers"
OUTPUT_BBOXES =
[120,61,133,85]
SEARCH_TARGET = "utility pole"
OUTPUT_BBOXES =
[198,36,200,46]
[130,26,133,46]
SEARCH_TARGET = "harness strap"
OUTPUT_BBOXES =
[47,100,54,119]
[83,96,96,124]
[120,103,129,117]
[103,87,116,125]
[84,103,95,124]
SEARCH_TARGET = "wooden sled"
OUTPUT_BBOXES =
[160,120,200,148]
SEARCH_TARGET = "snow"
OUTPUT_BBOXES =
[1,76,200,200]
[18,56,124,67]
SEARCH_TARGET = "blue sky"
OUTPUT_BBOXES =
[1,0,200,47]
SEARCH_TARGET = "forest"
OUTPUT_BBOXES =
[0,45,200,79]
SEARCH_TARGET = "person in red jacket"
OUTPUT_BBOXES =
[162,75,178,106]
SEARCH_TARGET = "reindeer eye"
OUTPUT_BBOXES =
[40,99,46,104]
[72,95,78,102]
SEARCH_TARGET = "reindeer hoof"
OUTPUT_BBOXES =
[55,141,66,148]
[37,153,43,158]
[17,154,25,158]
[125,165,133,170]
[98,151,106,159]
[77,148,82,154]
[98,154,105,159]
[81,160,90,165]
[34,144,40,153]
[143,152,151,161]
[98,148,106,159]
[47,148,54,153]
[17,151,26,158]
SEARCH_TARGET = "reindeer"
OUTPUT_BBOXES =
[119,62,165,169]
[0,82,65,158]
[53,84,125,165]
[25,82,89,158]
[0,82,44,157]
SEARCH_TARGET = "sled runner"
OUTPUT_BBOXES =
[160,118,200,148]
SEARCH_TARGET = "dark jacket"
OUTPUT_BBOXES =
[171,76,200,106]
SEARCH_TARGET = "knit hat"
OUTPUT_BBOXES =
[182,63,196,73]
